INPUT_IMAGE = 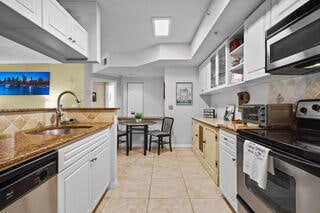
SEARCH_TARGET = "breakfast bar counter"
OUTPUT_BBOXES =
[0,122,113,172]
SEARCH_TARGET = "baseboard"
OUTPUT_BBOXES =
[109,178,117,189]
[172,144,192,148]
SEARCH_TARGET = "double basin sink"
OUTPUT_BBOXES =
[27,125,93,136]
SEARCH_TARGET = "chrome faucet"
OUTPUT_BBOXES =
[56,91,81,126]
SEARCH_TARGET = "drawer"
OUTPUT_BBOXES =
[220,142,236,158]
[220,130,236,151]
[58,128,109,172]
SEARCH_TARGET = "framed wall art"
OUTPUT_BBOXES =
[0,72,50,95]
[224,104,235,121]
[176,82,192,105]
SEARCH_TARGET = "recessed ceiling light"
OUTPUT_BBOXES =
[152,17,170,36]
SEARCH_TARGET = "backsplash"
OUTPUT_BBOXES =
[0,109,116,138]
[0,112,55,137]
[210,72,320,119]
[269,73,320,104]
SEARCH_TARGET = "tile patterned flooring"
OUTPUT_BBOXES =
[94,147,232,213]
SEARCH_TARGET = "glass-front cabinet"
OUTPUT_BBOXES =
[218,45,227,86]
[212,41,227,89]
[198,40,229,94]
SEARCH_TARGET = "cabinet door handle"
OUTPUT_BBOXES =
[224,137,228,141]
[91,157,97,162]
[68,37,72,40]
[72,40,76,43]
[195,134,198,137]
[203,140,206,144]
[232,158,236,161]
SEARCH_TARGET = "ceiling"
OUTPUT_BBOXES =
[98,0,211,53]
[0,0,265,78]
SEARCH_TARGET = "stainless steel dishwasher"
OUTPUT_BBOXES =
[0,151,58,213]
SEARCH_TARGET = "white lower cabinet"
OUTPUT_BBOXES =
[92,143,110,208]
[219,129,237,211]
[58,152,91,213]
[58,128,111,213]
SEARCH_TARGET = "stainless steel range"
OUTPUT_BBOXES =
[237,99,320,213]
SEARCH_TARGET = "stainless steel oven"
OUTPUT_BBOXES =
[237,99,320,213]
[237,135,320,213]
[266,0,320,75]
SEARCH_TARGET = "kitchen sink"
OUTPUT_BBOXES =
[28,126,92,136]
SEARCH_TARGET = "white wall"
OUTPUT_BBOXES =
[164,67,209,146]
[120,76,164,116]
[210,83,269,119]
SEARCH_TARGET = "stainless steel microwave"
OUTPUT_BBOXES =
[242,104,293,128]
[266,0,320,75]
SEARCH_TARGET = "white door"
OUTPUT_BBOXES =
[58,153,91,213]
[2,0,42,26]
[91,143,110,208]
[42,0,70,43]
[219,144,237,210]
[127,83,143,116]
[244,1,269,81]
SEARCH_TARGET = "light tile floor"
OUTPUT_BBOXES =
[94,147,232,213]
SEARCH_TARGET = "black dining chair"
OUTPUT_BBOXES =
[117,125,128,149]
[148,117,174,155]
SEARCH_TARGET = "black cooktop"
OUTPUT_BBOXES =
[238,128,320,164]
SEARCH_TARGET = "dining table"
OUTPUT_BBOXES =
[119,120,156,156]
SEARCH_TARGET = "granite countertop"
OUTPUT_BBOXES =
[192,117,261,132]
[0,122,113,172]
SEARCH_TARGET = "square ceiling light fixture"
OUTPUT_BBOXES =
[153,17,171,36]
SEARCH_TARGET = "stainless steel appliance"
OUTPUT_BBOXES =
[242,104,293,128]
[266,0,320,75]
[0,151,58,213]
[237,99,320,213]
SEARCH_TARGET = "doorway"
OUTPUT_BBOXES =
[127,83,144,116]
[91,82,106,107]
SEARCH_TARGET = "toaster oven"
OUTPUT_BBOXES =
[242,104,293,128]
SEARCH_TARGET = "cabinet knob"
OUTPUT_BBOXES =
[68,37,72,40]
[72,40,76,43]
[195,134,198,137]
[232,158,236,161]
[203,140,206,144]
[223,137,228,141]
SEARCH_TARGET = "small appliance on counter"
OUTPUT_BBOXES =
[241,103,293,128]
[237,99,320,213]
[203,108,216,118]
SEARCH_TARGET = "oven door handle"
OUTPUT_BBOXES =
[270,149,320,177]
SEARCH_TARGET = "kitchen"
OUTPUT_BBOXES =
[0,0,319,213]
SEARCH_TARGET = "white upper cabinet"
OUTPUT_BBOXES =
[69,17,88,56]
[0,0,89,61]
[269,0,309,27]
[43,0,70,43]
[199,60,210,94]
[1,0,42,26]
[43,0,88,57]
[244,1,270,81]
